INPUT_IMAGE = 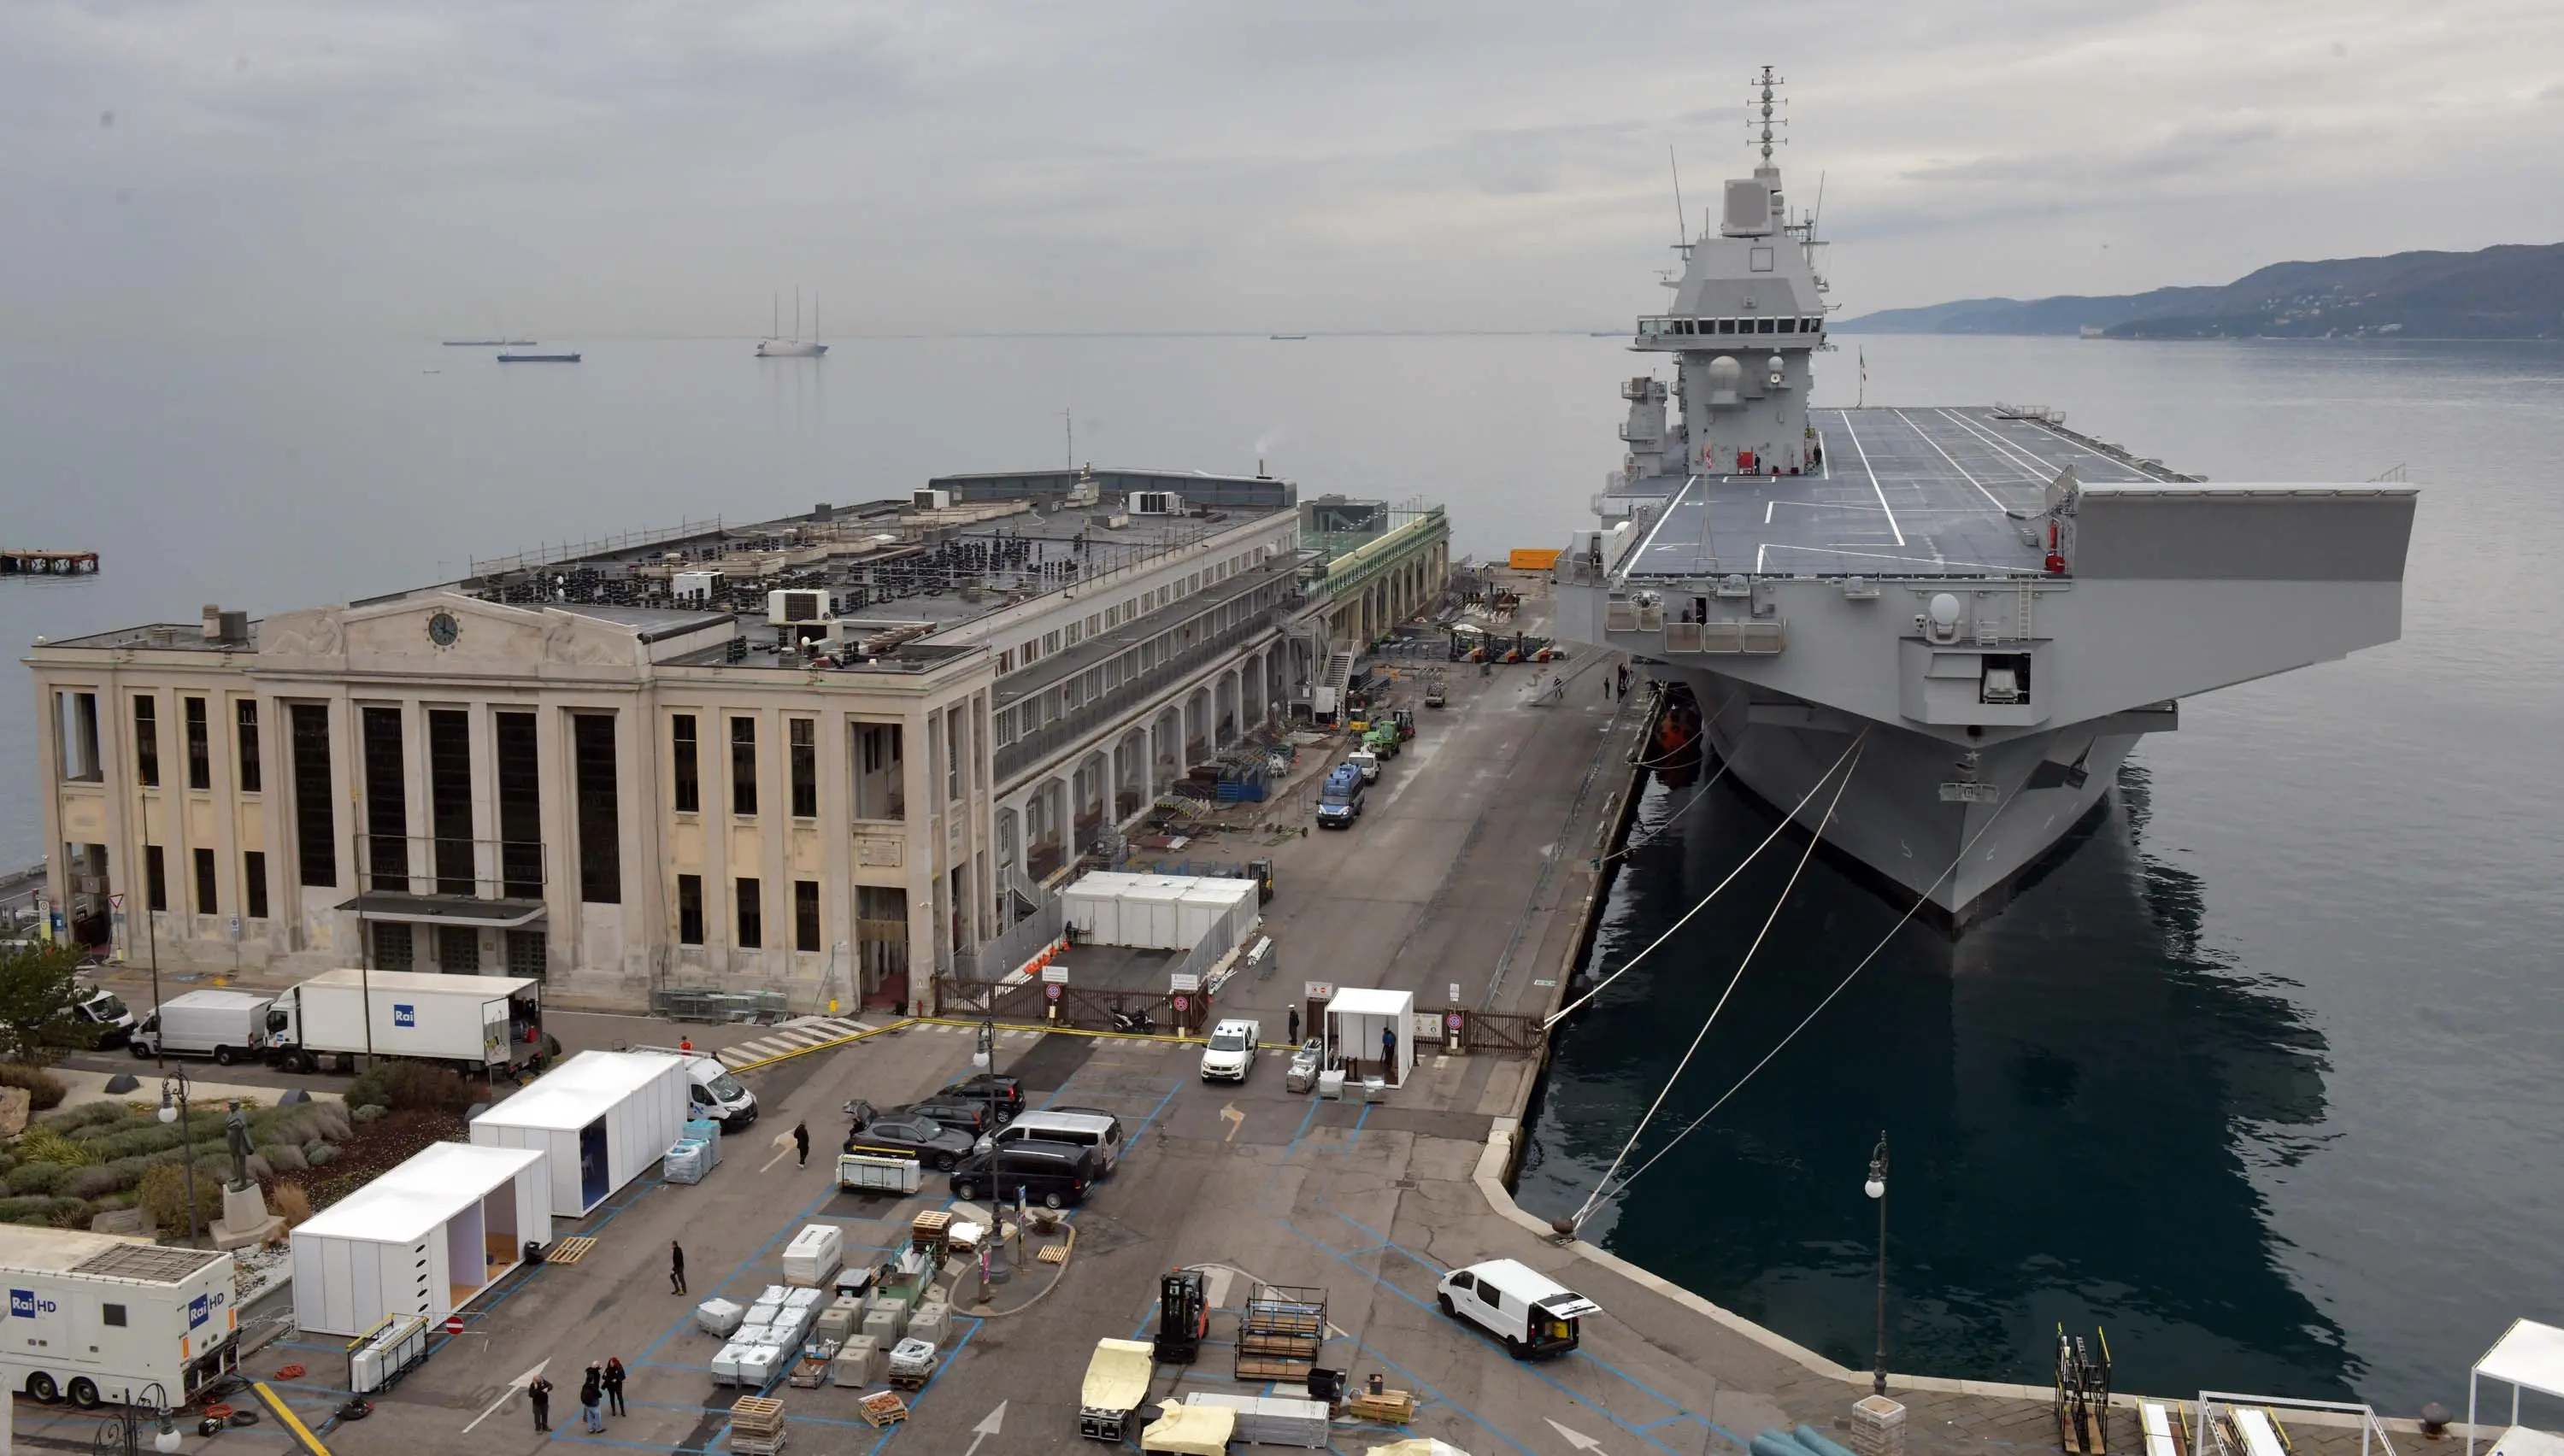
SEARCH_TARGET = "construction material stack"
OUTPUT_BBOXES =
[886,1336,938,1390]
[1183,1391,1332,1447]
[1235,1284,1327,1383]
[1080,1338,1156,1442]
[730,1396,787,1456]
[782,1224,843,1288]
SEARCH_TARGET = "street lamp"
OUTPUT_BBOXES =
[91,1380,176,1456]
[157,1073,200,1245]
[1864,1131,1890,1397]
[974,1018,997,1151]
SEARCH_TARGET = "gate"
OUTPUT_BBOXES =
[1424,1008,1546,1056]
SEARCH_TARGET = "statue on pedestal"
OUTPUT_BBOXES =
[224,1101,253,1192]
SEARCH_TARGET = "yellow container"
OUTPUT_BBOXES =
[1508,548,1562,571]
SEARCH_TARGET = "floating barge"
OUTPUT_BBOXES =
[2,549,99,577]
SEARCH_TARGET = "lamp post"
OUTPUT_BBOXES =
[91,1380,178,1456]
[975,1017,997,1149]
[158,1072,199,1245]
[1863,1131,1890,1397]
[145,897,162,1071]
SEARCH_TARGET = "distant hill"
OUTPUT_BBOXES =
[1836,242,2564,340]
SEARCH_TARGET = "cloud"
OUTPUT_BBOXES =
[2,0,2561,335]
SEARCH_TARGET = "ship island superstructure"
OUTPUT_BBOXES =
[1549,69,2418,922]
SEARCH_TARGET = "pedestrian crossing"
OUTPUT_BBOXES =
[712,1016,1047,1069]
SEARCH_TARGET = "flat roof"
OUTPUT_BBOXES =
[471,1050,686,1132]
[2478,1318,2564,1400]
[0,1226,226,1282]
[1620,406,2171,581]
[294,1141,544,1244]
[297,968,538,997]
[1326,987,1414,1017]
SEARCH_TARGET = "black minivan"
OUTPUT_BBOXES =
[948,1141,1097,1210]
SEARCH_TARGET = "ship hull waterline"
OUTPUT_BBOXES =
[1665,666,2139,929]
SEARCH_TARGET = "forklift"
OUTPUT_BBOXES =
[1244,860,1275,904]
[1155,1268,1209,1364]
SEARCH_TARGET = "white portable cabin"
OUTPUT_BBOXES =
[1061,872,1261,954]
[469,1050,690,1216]
[291,1141,551,1338]
[1174,879,1258,954]
[1325,986,1417,1087]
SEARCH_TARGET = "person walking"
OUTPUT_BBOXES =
[669,1239,687,1295]
[602,1357,627,1418]
[578,1365,603,1433]
[793,1121,810,1168]
[1286,1007,1300,1045]
[527,1373,553,1433]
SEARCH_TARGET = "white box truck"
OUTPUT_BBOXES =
[0,1227,238,1408]
[128,989,273,1066]
[264,968,544,1074]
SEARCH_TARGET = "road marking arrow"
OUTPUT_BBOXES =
[961,1400,1007,1456]
[460,1358,550,1435]
[1221,1103,1245,1143]
[1548,1418,1612,1455]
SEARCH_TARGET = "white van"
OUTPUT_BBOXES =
[1435,1259,1599,1359]
[631,1046,759,1130]
[992,1109,1124,1174]
[1199,1019,1261,1083]
[129,990,273,1066]
[1344,749,1381,784]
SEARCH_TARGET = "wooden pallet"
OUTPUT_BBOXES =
[858,1392,909,1428]
[887,1361,937,1392]
[730,1395,785,1435]
[1036,1242,1070,1265]
[546,1236,599,1265]
[1348,1389,1417,1424]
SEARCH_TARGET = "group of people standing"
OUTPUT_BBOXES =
[526,1358,626,1434]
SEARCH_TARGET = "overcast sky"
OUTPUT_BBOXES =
[7,0,2561,339]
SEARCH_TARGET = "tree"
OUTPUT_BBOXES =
[0,942,103,1065]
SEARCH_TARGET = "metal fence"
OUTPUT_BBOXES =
[953,895,1064,983]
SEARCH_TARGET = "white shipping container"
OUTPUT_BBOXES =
[291,1142,552,1337]
[0,1228,239,1408]
[469,1051,690,1217]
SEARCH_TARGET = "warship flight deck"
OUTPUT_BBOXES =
[1624,405,2185,580]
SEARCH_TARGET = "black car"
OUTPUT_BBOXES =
[948,1142,1097,1210]
[936,1074,1026,1124]
[893,1096,992,1138]
[842,1105,976,1171]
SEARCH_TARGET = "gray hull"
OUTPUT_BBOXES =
[1679,670,2136,924]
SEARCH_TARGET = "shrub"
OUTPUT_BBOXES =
[345,1060,475,1115]
[0,1064,68,1112]
[257,1143,307,1173]
[38,1101,130,1132]
[7,1163,72,1196]
[89,1125,183,1160]
[271,1183,313,1227]
[304,1144,337,1168]
[312,1103,352,1142]
[15,1127,99,1168]
[62,1165,131,1200]
[243,1154,272,1183]
[350,1104,387,1124]
[136,1165,222,1235]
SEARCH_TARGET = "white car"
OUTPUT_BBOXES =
[1198,1018,1261,1083]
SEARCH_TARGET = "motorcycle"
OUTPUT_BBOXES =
[1111,1007,1155,1034]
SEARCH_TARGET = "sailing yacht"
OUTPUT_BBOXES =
[756,288,828,357]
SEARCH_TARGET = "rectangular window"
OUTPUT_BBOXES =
[677,874,703,944]
[184,696,211,790]
[235,700,261,792]
[290,703,336,887]
[437,924,479,972]
[56,692,103,783]
[997,649,1014,673]
[945,710,962,801]
[244,851,268,919]
[132,695,160,787]
[671,714,699,813]
[361,706,408,888]
[1065,621,1080,646]
[1716,319,1736,334]
[735,878,762,948]
[854,722,905,820]
[102,1304,126,1328]
[427,708,473,895]
[789,719,817,817]
[572,713,621,903]
[729,716,758,818]
[495,712,541,898]
[192,847,216,914]
[794,880,820,953]
[507,928,547,979]
[370,920,413,971]
[144,845,167,913]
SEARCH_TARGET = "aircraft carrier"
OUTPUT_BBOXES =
[1549,70,2418,924]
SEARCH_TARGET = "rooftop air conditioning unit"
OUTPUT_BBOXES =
[911,488,953,512]
[767,588,827,625]
[1130,490,1182,515]
[673,571,719,603]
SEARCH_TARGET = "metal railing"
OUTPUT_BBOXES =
[2194,1394,2396,1456]
[469,517,726,578]
[994,609,1284,784]
[353,835,545,900]
[952,895,1063,983]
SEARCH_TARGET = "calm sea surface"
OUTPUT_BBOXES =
[4,333,2560,1409]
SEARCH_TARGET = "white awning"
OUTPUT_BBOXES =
[2478,1318,2564,1400]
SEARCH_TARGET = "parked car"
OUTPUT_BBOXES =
[937,1073,1026,1124]
[1199,1019,1261,1083]
[893,1096,992,1138]
[841,1100,976,1170]
[948,1142,1097,1210]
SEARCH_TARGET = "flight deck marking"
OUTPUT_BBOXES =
[1894,409,2014,513]
[1831,412,1906,545]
